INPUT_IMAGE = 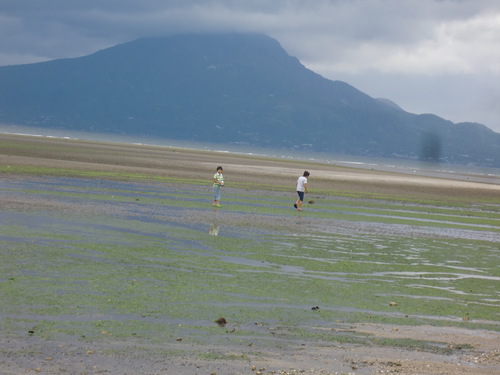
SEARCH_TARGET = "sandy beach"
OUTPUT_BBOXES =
[2,133,499,198]
[1,133,499,375]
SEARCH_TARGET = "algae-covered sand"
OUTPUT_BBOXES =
[1,133,499,375]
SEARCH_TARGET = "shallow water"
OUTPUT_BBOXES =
[1,176,499,348]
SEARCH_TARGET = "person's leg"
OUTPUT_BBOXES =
[296,191,304,210]
[213,186,221,206]
[216,187,221,206]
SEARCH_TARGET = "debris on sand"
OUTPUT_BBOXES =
[215,317,227,327]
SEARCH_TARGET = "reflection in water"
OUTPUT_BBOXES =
[209,224,220,236]
[209,208,220,235]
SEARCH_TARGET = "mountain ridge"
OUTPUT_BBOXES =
[0,33,498,167]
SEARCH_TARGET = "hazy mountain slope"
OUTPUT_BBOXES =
[0,33,498,166]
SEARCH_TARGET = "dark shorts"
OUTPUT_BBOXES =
[297,191,304,201]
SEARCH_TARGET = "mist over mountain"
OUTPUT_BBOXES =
[0,33,498,167]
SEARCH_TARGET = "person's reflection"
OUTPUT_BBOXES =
[209,208,220,236]
[208,224,220,236]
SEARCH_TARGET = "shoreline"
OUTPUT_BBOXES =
[2,128,499,181]
[2,133,499,202]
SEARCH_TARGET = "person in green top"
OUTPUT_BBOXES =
[212,166,224,207]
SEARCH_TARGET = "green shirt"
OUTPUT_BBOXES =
[213,172,224,187]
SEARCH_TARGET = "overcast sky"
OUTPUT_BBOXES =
[1,0,499,132]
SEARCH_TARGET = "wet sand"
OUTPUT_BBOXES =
[2,133,499,200]
[1,133,499,375]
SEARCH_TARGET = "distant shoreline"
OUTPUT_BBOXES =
[2,123,500,182]
[2,132,499,205]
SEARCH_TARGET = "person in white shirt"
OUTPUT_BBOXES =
[294,171,310,211]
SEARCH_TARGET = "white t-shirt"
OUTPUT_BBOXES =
[296,176,307,192]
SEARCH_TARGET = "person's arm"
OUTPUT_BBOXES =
[304,182,308,193]
[214,175,222,185]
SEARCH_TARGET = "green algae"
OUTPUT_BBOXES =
[16,178,499,232]
[1,176,499,355]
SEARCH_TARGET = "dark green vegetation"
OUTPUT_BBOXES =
[1,33,499,166]
[1,174,499,355]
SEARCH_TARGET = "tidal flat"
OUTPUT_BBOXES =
[1,133,499,375]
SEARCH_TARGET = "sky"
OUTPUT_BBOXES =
[1,0,499,132]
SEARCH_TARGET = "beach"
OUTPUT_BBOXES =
[1,133,499,375]
[2,133,499,197]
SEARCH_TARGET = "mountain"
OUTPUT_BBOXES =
[0,33,499,167]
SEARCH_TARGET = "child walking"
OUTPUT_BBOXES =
[294,171,310,211]
[212,166,224,207]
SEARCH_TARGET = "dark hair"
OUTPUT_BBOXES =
[217,166,223,171]
[303,171,310,177]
